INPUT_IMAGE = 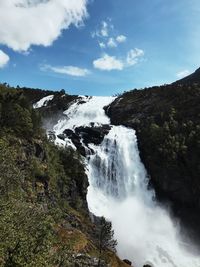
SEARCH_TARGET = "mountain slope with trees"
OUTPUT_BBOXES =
[106,72,200,237]
[2,68,200,265]
[0,83,128,267]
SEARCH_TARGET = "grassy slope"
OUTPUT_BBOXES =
[0,84,129,267]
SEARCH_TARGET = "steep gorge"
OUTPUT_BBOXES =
[34,89,200,267]
[1,68,200,267]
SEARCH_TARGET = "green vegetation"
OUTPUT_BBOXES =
[107,82,200,208]
[97,218,117,267]
[0,84,87,266]
[0,84,42,138]
[0,84,126,267]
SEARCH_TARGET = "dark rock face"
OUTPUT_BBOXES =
[75,124,111,145]
[63,124,111,156]
[34,142,46,161]
[123,259,132,265]
[63,129,86,156]
[106,82,200,237]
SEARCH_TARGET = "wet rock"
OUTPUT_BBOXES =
[63,125,111,156]
[57,133,67,141]
[63,129,86,156]
[48,130,56,142]
[64,129,75,138]
[75,124,111,145]
[78,100,87,105]
[123,259,132,265]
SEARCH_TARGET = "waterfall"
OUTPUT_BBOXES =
[52,96,200,267]
[87,126,151,200]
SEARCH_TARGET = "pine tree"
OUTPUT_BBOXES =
[97,217,117,266]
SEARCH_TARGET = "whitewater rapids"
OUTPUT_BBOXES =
[51,95,200,267]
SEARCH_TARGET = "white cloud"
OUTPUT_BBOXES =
[101,21,109,37]
[0,0,88,52]
[107,38,117,48]
[99,42,106,49]
[126,48,144,66]
[92,20,110,39]
[116,35,127,43]
[176,69,191,79]
[41,64,90,77]
[92,20,128,51]
[93,48,144,72]
[0,50,10,68]
[93,54,124,71]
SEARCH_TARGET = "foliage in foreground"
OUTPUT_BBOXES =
[0,84,121,267]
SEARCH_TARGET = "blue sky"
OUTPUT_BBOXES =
[0,0,200,96]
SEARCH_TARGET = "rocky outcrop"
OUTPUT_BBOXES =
[75,124,111,145]
[62,124,111,156]
[63,129,86,156]
[123,259,132,265]
[71,253,107,267]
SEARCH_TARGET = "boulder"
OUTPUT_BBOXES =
[123,259,132,266]
[62,125,111,156]
[57,133,67,141]
[48,130,56,142]
[63,129,86,156]
[75,124,111,145]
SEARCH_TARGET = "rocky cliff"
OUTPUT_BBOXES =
[106,75,200,238]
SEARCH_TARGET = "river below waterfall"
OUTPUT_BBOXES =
[51,96,200,267]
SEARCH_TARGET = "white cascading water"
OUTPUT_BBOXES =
[50,96,200,267]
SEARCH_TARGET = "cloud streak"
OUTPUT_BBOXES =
[0,0,88,52]
[41,64,90,77]
[176,69,191,79]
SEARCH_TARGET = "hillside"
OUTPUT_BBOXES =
[0,84,129,267]
[1,70,200,265]
[106,77,200,236]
